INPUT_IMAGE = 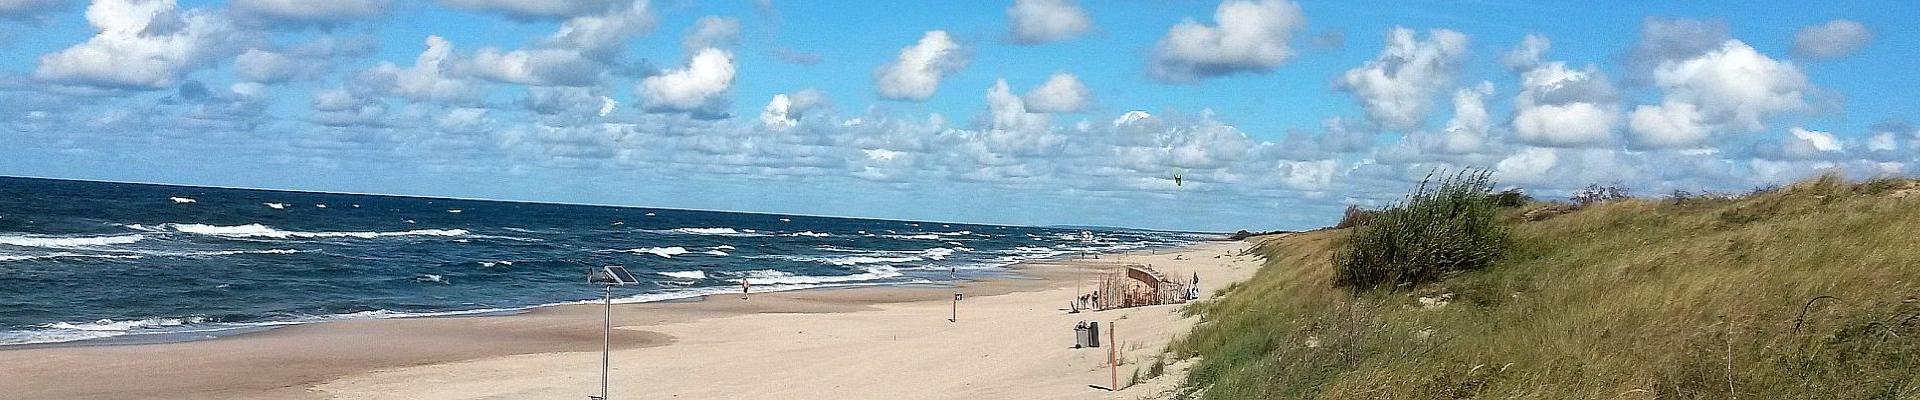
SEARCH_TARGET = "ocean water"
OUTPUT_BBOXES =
[0,177,1203,346]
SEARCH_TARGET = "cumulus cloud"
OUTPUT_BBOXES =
[759,89,828,129]
[1006,0,1091,44]
[1754,127,1846,160]
[1501,33,1549,71]
[352,35,481,104]
[1792,19,1872,60]
[1147,0,1305,83]
[1334,27,1470,132]
[1627,40,1812,148]
[1622,17,1730,82]
[231,0,388,27]
[0,0,70,18]
[682,16,740,54]
[463,0,653,86]
[235,34,378,83]
[438,0,625,19]
[32,0,238,89]
[874,30,968,101]
[1021,72,1091,113]
[1426,81,1493,154]
[1507,35,1621,148]
[639,48,735,117]
[983,79,1049,132]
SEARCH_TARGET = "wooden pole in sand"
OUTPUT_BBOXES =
[1109,320,1118,391]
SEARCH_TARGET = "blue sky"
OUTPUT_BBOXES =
[0,0,1914,231]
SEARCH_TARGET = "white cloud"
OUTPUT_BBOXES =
[1021,72,1091,113]
[231,0,387,26]
[1334,27,1470,132]
[234,35,378,83]
[1147,0,1305,83]
[1627,40,1812,148]
[465,47,600,86]
[438,0,624,19]
[0,0,68,17]
[1006,0,1091,44]
[682,16,740,53]
[639,48,735,116]
[32,0,236,89]
[1426,81,1492,154]
[463,1,653,87]
[1501,33,1549,71]
[759,89,828,129]
[1507,36,1621,148]
[1792,19,1872,60]
[1623,17,1730,81]
[874,30,968,101]
[984,79,1048,132]
[1754,127,1846,160]
[545,0,654,58]
[354,35,481,104]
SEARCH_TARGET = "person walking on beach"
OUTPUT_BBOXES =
[741,278,751,300]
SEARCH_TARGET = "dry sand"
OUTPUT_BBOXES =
[0,241,1262,399]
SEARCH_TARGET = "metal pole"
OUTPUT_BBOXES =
[601,285,611,400]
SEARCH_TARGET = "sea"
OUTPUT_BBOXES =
[0,176,1206,346]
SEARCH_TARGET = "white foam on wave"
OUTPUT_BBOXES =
[628,246,689,258]
[264,203,287,209]
[660,270,707,279]
[740,266,903,285]
[885,234,942,240]
[0,252,145,262]
[169,197,196,204]
[664,227,765,237]
[788,231,831,237]
[165,224,468,239]
[0,234,145,248]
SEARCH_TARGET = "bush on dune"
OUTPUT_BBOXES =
[1333,169,1507,290]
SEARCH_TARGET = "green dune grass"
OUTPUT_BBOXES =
[1172,175,1920,399]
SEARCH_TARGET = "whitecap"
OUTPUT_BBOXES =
[168,197,197,204]
[740,266,903,285]
[788,231,831,237]
[416,274,447,283]
[165,223,467,239]
[659,270,707,280]
[0,234,145,248]
[264,203,287,209]
[626,246,690,258]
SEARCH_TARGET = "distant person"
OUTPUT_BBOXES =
[741,278,751,300]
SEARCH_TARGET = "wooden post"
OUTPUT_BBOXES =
[949,293,959,322]
[1109,320,1118,391]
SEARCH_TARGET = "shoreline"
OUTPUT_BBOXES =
[0,244,1174,350]
[0,241,1260,399]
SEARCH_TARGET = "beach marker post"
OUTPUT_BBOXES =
[588,266,639,400]
[1109,320,1118,391]
[950,292,962,322]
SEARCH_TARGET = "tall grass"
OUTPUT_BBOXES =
[1175,175,1920,399]
[1333,169,1507,289]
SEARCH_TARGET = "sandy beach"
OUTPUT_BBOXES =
[0,240,1261,399]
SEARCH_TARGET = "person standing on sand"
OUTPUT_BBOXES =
[741,278,750,300]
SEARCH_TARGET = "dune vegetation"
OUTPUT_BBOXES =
[1170,174,1920,399]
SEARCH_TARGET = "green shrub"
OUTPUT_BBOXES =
[1333,169,1507,290]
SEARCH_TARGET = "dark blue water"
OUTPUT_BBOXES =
[0,177,1202,345]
